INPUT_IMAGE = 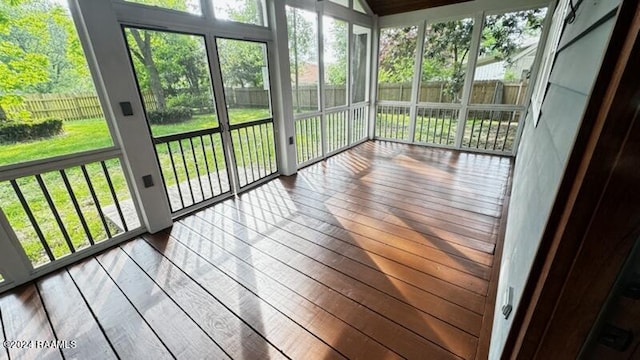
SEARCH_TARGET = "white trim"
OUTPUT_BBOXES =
[75,0,173,233]
[0,148,121,182]
[454,12,484,148]
[269,0,298,176]
[408,20,427,142]
[368,16,380,139]
[0,210,33,289]
[113,1,273,41]
[531,0,567,127]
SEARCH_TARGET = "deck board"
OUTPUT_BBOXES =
[0,141,512,359]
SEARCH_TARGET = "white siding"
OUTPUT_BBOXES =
[489,0,621,357]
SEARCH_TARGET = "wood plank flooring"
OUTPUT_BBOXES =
[0,141,512,360]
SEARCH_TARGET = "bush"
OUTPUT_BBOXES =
[166,93,211,110]
[147,107,193,125]
[0,119,63,143]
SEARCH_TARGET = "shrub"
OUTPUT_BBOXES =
[147,107,193,125]
[0,119,63,143]
[166,93,211,110]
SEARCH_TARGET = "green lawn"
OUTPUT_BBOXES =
[0,108,275,266]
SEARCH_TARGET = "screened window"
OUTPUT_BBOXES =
[328,0,349,8]
[420,18,474,103]
[323,16,348,108]
[0,0,114,166]
[377,26,418,102]
[211,0,267,27]
[124,0,202,14]
[354,0,367,14]
[286,6,319,114]
[470,8,547,105]
[352,25,371,103]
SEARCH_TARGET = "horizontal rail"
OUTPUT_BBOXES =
[0,147,121,182]
[416,102,463,110]
[153,127,222,144]
[1,155,142,268]
[466,104,526,111]
[228,117,273,131]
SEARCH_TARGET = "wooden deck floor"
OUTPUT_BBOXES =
[0,141,512,360]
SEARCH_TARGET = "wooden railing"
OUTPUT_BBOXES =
[295,114,322,165]
[153,128,231,213]
[414,107,459,146]
[375,104,411,141]
[462,108,521,153]
[326,108,349,154]
[229,119,278,188]
[351,103,369,144]
[0,149,142,269]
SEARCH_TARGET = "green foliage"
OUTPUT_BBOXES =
[217,38,266,88]
[287,6,316,85]
[0,118,62,143]
[378,26,418,84]
[147,106,193,125]
[378,9,545,102]
[324,18,348,86]
[166,92,212,110]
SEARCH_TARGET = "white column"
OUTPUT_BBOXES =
[0,210,33,290]
[368,16,380,139]
[72,0,172,232]
[270,0,298,175]
[454,12,484,148]
[408,20,427,142]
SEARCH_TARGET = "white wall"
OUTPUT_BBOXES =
[489,0,621,357]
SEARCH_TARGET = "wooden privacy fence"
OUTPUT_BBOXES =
[379,80,528,105]
[7,80,528,122]
[7,91,158,121]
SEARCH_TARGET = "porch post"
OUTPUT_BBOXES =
[454,12,484,148]
[0,210,33,291]
[368,15,380,139]
[270,0,298,175]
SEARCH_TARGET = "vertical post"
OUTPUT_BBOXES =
[0,210,34,290]
[72,0,172,232]
[269,0,297,175]
[207,37,241,192]
[454,12,484,148]
[408,20,426,143]
[317,2,328,158]
[368,15,380,139]
[347,22,353,145]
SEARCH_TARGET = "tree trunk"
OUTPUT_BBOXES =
[131,29,166,111]
[0,104,7,122]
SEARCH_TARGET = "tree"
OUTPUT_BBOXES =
[0,0,46,121]
[324,18,348,86]
[378,26,418,84]
[379,8,546,102]
[287,6,315,112]
[128,29,167,111]
[421,19,474,101]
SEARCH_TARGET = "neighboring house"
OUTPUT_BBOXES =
[474,42,538,80]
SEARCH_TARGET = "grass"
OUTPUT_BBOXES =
[0,108,275,266]
[0,107,516,267]
[374,110,518,151]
